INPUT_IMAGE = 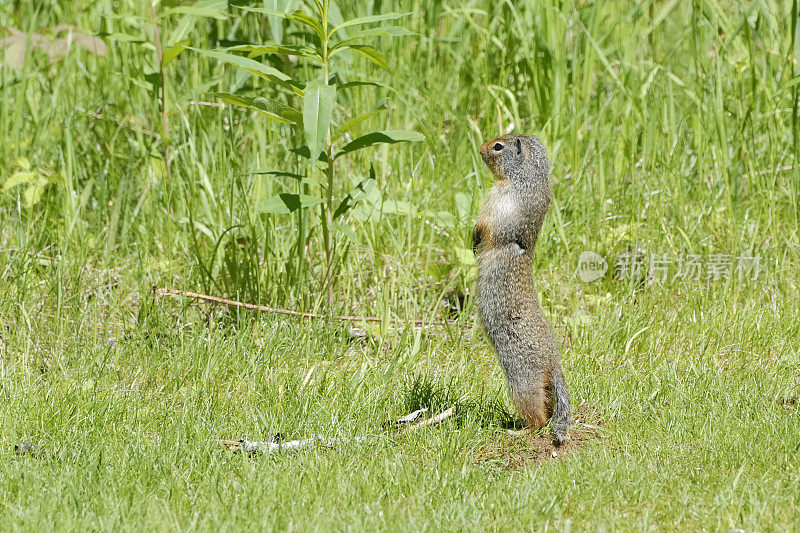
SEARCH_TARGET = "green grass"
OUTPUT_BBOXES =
[2,0,800,530]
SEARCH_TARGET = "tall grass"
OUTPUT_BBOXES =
[2,0,797,313]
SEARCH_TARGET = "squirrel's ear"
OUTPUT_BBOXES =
[515,138,523,157]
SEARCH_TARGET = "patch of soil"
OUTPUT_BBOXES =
[475,403,604,470]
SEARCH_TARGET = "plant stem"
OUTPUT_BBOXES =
[324,146,334,310]
[321,0,334,311]
[148,0,172,209]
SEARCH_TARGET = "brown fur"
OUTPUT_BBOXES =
[473,134,571,444]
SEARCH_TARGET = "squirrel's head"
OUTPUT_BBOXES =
[479,134,550,186]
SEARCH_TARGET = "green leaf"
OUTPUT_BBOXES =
[329,222,357,243]
[22,178,48,208]
[165,6,228,20]
[435,210,455,228]
[332,98,387,142]
[3,170,35,191]
[333,165,376,219]
[455,191,472,225]
[349,179,382,222]
[286,11,325,43]
[187,47,291,82]
[328,25,414,54]
[213,92,302,124]
[290,146,328,162]
[144,71,162,94]
[327,73,384,90]
[344,45,389,71]
[302,80,336,164]
[247,169,305,180]
[328,12,410,36]
[237,6,292,18]
[258,193,324,214]
[335,130,424,159]
[347,25,415,39]
[3,165,49,207]
[379,199,415,215]
[106,33,147,45]
[162,40,188,66]
[454,247,476,266]
[227,43,322,64]
[336,80,384,91]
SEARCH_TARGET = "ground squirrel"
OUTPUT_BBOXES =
[473,134,571,444]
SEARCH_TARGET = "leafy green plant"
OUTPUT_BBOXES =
[190,1,422,307]
[2,157,59,208]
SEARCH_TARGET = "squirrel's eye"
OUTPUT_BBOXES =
[493,143,503,152]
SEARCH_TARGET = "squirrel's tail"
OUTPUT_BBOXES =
[551,365,571,445]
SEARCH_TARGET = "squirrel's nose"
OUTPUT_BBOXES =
[479,140,494,158]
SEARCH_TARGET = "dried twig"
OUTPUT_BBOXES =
[74,106,159,139]
[220,407,455,454]
[406,407,455,431]
[221,435,380,454]
[222,437,318,454]
[153,287,445,327]
[394,408,428,426]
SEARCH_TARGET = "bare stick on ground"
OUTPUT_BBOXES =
[220,407,455,454]
[405,407,455,431]
[154,287,445,327]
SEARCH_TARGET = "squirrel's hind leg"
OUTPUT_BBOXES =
[509,385,549,435]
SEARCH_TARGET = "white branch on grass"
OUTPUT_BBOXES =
[221,407,454,454]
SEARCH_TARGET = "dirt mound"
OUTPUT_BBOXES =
[475,403,603,470]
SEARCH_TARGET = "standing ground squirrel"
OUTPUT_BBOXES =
[473,134,571,444]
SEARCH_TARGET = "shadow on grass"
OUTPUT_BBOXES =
[398,373,519,429]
